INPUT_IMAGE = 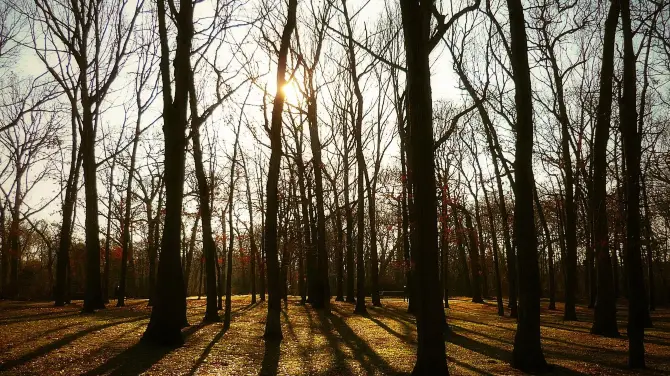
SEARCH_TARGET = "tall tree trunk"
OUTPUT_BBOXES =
[590,0,620,338]
[295,132,314,304]
[306,80,330,310]
[354,165,367,314]
[81,99,105,312]
[363,169,381,307]
[0,203,7,297]
[483,182,504,316]
[399,123,414,313]
[55,138,82,306]
[8,170,23,298]
[474,199,489,299]
[142,0,191,346]
[621,0,647,367]
[454,210,472,295]
[505,0,548,371]
[331,178,344,302]
[191,116,220,322]
[147,184,163,307]
[464,212,483,303]
[242,154,258,304]
[103,152,119,304]
[263,0,296,341]
[259,165,267,303]
[344,113,355,304]
[118,115,142,307]
[541,17,578,320]
[341,0,368,315]
[399,1,448,373]
[184,216,200,296]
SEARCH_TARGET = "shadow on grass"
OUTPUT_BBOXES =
[0,311,79,325]
[0,315,146,372]
[81,324,202,376]
[448,328,512,363]
[187,301,264,376]
[316,308,398,375]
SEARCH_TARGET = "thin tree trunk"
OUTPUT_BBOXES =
[344,112,355,304]
[242,153,258,304]
[533,186,556,310]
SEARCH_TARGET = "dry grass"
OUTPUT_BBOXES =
[0,296,669,375]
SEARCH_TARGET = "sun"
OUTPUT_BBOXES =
[281,80,300,104]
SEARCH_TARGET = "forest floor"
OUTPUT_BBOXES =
[0,296,669,375]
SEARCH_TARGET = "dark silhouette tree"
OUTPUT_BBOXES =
[263,0,297,341]
[505,0,549,371]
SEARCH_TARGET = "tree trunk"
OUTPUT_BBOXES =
[483,182,504,316]
[263,0,296,341]
[533,186,556,310]
[81,99,105,313]
[399,2,448,373]
[474,199,489,299]
[341,0,367,315]
[306,79,330,310]
[192,116,220,322]
[331,178,345,302]
[621,0,647,367]
[505,0,548,371]
[54,137,79,306]
[590,0,620,338]
[454,211,472,295]
[142,0,191,346]
[344,113,356,304]
[103,153,118,304]
[242,154,258,304]
[118,117,142,307]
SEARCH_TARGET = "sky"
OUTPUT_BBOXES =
[2,0,469,245]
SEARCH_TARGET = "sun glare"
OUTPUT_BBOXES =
[281,80,299,104]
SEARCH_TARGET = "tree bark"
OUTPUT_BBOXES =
[590,0,620,338]
[399,1,448,373]
[621,0,647,367]
[263,0,296,341]
[505,0,548,371]
[141,0,191,346]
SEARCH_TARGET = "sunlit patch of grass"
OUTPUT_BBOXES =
[1,296,669,375]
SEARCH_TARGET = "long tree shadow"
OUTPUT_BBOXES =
[259,339,280,376]
[187,325,229,375]
[0,315,147,372]
[447,327,512,364]
[317,309,398,375]
[0,311,79,325]
[81,324,203,376]
[361,311,413,343]
[307,307,352,375]
[187,301,265,375]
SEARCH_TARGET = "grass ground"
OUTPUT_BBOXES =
[0,296,669,375]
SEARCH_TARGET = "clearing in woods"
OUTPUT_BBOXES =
[1,297,669,375]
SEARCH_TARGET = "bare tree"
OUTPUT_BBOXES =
[263,0,297,341]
